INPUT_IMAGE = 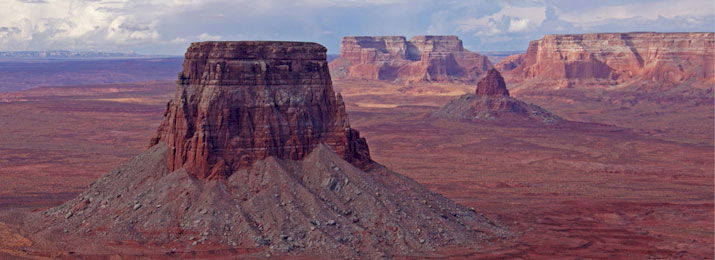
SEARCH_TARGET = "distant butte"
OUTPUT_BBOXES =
[433,68,562,123]
[26,41,508,258]
[475,69,510,97]
[330,35,492,83]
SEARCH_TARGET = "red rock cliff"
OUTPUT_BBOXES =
[505,32,715,90]
[150,41,372,179]
[330,35,492,82]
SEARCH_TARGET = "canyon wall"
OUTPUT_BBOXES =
[503,32,715,90]
[330,35,492,83]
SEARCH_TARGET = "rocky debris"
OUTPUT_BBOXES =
[28,41,509,258]
[330,35,492,83]
[433,69,562,124]
[149,41,372,179]
[504,32,715,90]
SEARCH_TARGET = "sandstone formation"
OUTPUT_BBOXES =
[475,69,510,97]
[504,32,715,90]
[29,41,507,258]
[149,41,371,179]
[433,69,561,123]
[330,35,492,83]
[494,53,524,72]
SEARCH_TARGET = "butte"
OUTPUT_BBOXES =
[433,68,562,124]
[24,41,509,258]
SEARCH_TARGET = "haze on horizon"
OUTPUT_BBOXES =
[1,0,713,55]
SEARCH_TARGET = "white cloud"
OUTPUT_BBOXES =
[457,4,547,35]
[0,0,415,52]
[0,0,712,53]
[508,17,530,32]
[170,37,188,44]
[0,0,238,51]
[197,33,222,41]
[559,0,714,26]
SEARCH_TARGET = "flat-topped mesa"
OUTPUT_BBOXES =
[409,35,465,53]
[505,32,715,90]
[339,36,411,63]
[475,69,510,97]
[330,35,492,82]
[150,41,372,179]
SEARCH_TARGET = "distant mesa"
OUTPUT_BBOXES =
[28,41,508,258]
[494,53,524,72]
[500,32,715,91]
[330,35,493,83]
[433,68,562,124]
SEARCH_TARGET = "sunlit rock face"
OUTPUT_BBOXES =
[503,32,715,90]
[330,35,492,83]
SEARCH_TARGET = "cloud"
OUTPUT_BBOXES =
[438,0,714,50]
[508,17,531,32]
[170,37,188,44]
[16,0,47,3]
[0,0,712,54]
[559,0,714,25]
[456,4,547,35]
[197,33,221,41]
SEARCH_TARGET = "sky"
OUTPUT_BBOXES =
[1,0,713,54]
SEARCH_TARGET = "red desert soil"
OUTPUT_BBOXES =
[0,79,713,259]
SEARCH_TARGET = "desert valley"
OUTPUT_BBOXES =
[0,31,710,259]
[0,1,713,258]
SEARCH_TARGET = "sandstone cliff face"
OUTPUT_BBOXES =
[433,69,561,123]
[505,32,715,90]
[494,54,524,72]
[150,41,371,179]
[330,36,492,82]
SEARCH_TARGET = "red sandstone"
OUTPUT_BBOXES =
[504,32,715,90]
[330,36,492,83]
[150,41,371,179]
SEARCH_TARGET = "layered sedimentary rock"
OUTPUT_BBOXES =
[149,41,371,179]
[433,69,561,123]
[505,32,715,90]
[494,54,525,72]
[330,35,492,82]
[30,41,508,258]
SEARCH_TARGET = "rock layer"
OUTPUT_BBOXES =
[149,41,371,179]
[504,32,715,90]
[330,36,492,82]
[433,69,561,123]
[494,53,524,72]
